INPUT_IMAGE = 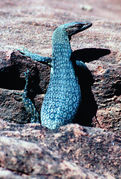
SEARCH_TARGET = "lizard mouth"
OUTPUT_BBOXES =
[66,22,92,39]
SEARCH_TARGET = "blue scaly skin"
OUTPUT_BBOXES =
[19,22,92,129]
[19,48,52,66]
[22,69,40,123]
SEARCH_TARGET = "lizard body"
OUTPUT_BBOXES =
[20,22,92,129]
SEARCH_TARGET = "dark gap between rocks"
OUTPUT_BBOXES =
[0,66,25,90]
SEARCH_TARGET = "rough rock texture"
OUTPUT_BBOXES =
[0,120,120,178]
[0,0,121,178]
[0,51,50,123]
[90,62,121,134]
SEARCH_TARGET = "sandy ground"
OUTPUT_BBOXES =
[0,0,121,56]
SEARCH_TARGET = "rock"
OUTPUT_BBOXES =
[0,51,50,94]
[80,4,93,11]
[87,59,121,135]
[0,0,121,178]
[0,51,50,123]
[0,0,120,131]
[0,167,23,179]
[0,88,29,123]
[0,120,120,178]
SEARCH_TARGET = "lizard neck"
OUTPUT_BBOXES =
[52,43,72,64]
[52,27,72,63]
[51,43,74,78]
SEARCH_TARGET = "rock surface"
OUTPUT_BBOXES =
[0,120,120,178]
[0,0,121,178]
[0,51,50,123]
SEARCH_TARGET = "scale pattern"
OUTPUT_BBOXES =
[21,22,91,129]
[41,43,81,129]
[41,23,82,129]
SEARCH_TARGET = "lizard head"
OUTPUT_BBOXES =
[65,22,92,40]
[52,21,92,44]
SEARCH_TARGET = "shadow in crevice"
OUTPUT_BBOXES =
[71,48,111,126]
[0,66,25,90]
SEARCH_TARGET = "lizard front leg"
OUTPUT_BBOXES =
[18,48,52,66]
[22,69,40,123]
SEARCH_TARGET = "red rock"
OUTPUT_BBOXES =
[0,120,120,178]
[0,0,121,178]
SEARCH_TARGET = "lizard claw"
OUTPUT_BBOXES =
[17,48,30,57]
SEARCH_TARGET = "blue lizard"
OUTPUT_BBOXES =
[19,22,92,129]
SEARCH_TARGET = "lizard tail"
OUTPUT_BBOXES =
[22,69,40,123]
